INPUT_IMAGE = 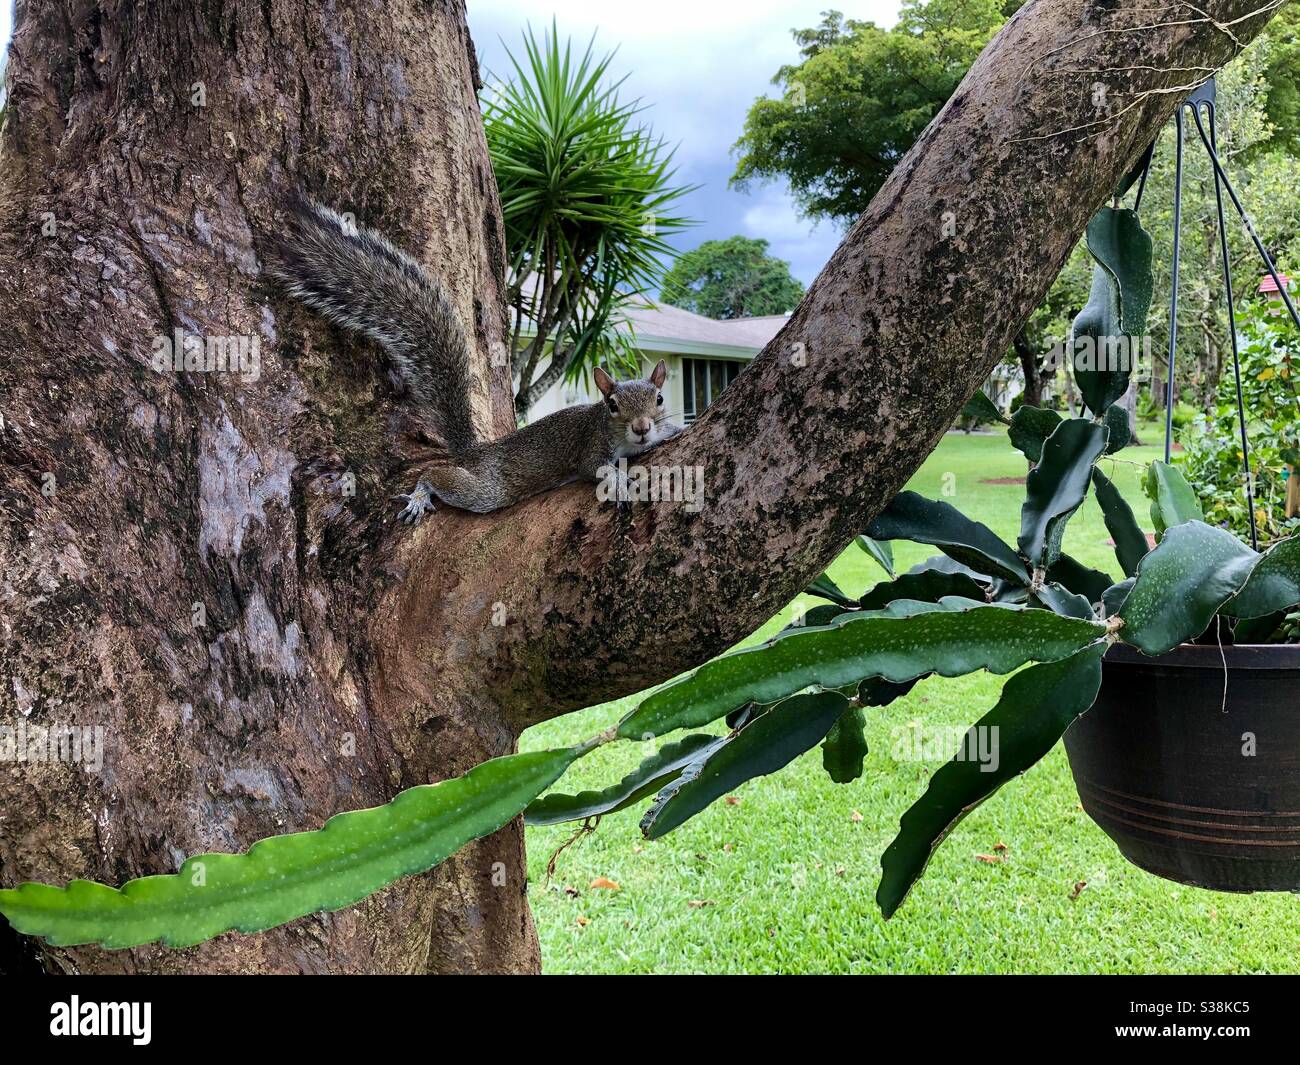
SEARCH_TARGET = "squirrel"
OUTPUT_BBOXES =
[267,201,683,521]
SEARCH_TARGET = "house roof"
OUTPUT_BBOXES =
[514,274,791,359]
[616,301,791,358]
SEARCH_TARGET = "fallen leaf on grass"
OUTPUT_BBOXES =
[975,853,1002,864]
[850,810,864,823]
[576,915,590,927]
[688,899,715,909]
[724,796,741,806]
[1069,880,1087,901]
[993,841,1008,852]
[589,876,621,891]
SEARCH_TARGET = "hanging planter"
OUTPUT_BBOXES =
[515,94,1300,922]
[1059,78,1300,892]
[1064,642,1300,892]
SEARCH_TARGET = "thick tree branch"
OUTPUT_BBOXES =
[387,0,1284,731]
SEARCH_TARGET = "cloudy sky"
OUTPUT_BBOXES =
[0,1,903,284]
[467,1,902,285]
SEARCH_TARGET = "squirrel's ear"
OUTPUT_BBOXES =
[593,366,615,397]
[650,359,668,387]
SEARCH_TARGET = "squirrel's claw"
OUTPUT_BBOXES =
[396,481,436,524]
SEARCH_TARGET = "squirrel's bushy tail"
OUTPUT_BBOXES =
[268,200,477,453]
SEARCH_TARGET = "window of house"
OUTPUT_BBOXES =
[682,358,746,422]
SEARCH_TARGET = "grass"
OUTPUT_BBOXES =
[519,423,1300,974]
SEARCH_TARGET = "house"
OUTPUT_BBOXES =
[525,301,791,423]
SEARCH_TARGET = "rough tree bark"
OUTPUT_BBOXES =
[0,0,1283,974]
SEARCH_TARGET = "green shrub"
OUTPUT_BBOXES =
[1178,299,1300,544]
[1134,390,1195,428]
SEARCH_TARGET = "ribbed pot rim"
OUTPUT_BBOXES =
[1104,640,1300,670]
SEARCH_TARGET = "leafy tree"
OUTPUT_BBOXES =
[1256,2,1300,158]
[483,24,693,417]
[660,236,804,319]
[733,0,1298,227]
[731,1,1006,225]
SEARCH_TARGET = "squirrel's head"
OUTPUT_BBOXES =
[593,360,672,449]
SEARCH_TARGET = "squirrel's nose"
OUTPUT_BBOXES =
[633,418,652,436]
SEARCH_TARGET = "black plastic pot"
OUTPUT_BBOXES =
[1063,642,1300,893]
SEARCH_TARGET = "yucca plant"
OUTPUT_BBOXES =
[482,22,694,417]
[6,200,1300,950]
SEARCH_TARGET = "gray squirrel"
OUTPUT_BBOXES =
[268,201,683,521]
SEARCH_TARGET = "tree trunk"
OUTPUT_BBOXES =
[0,0,528,975]
[1013,329,1044,409]
[1119,379,1143,446]
[0,0,1281,974]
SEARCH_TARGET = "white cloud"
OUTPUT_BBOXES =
[742,196,826,245]
[740,190,840,285]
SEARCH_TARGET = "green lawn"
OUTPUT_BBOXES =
[520,425,1299,974]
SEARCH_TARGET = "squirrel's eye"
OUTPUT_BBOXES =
[606,397,618,414]
[656,393,664,406]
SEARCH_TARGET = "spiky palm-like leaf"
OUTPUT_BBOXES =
[482,23,694,411]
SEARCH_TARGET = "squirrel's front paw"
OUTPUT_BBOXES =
[395,480,436,524]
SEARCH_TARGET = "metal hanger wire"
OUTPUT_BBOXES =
[1154,77,1300,551]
